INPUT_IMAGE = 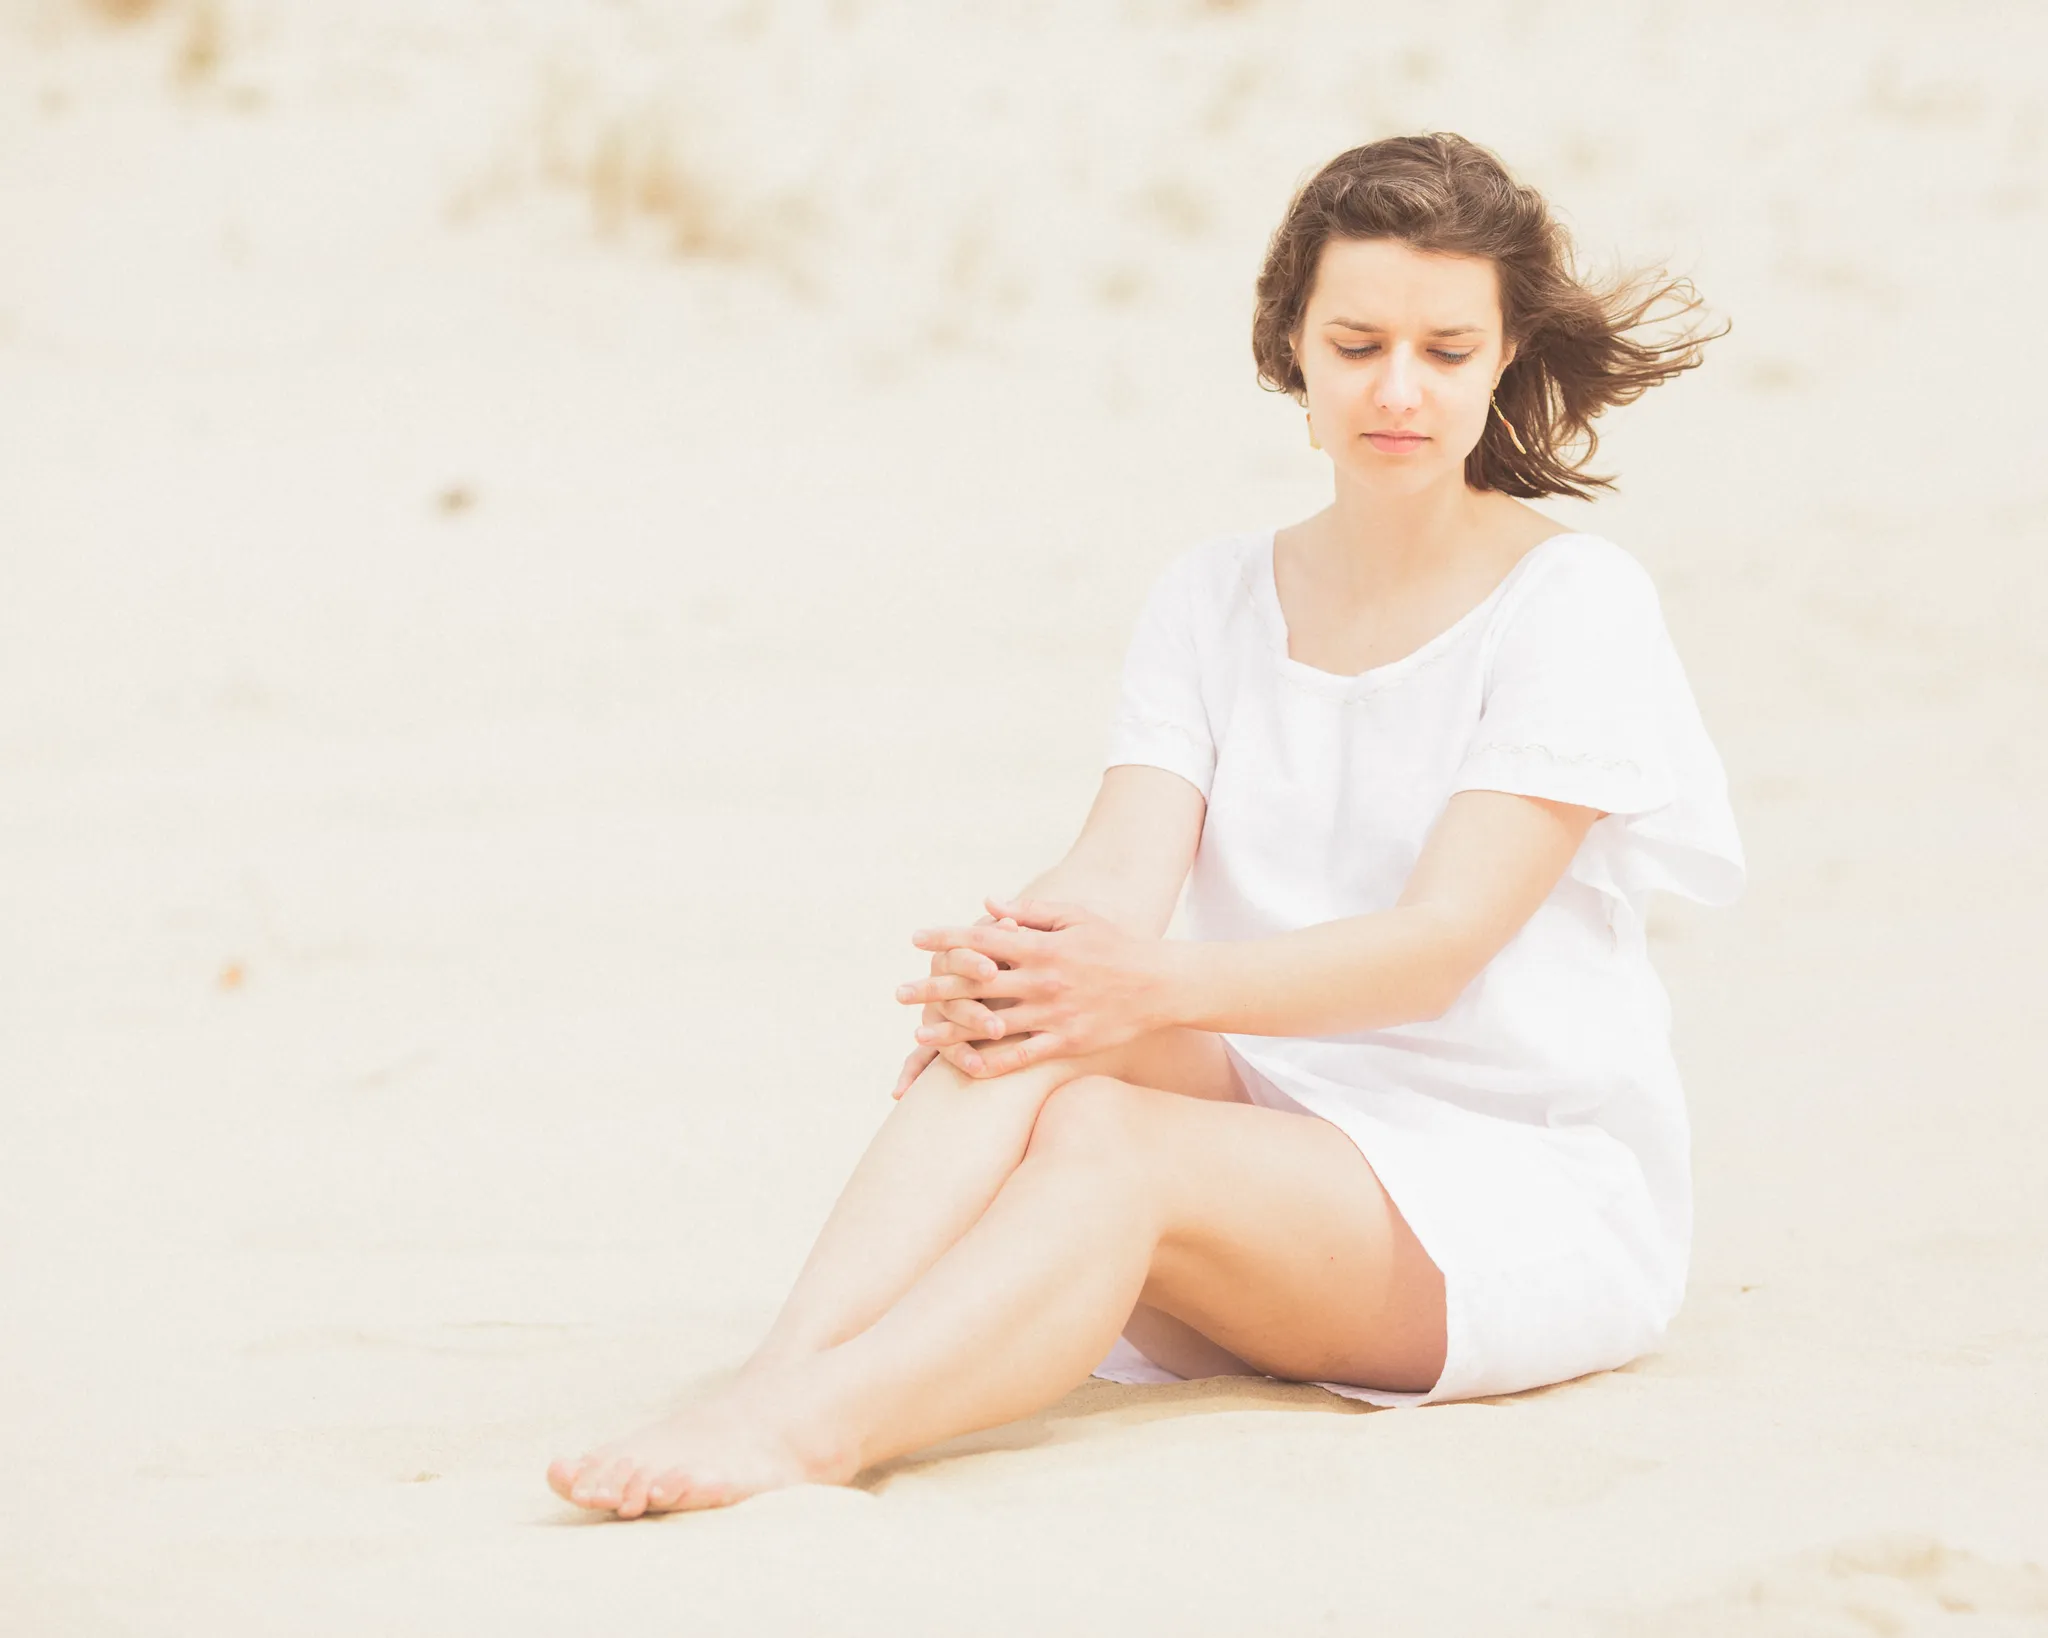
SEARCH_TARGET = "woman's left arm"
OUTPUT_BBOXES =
[906,789,1603,1075]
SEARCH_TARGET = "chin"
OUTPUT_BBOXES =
[1348,457,1449,489]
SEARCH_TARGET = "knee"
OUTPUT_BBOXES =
[1023,1075,1148,1168]
[900,1047,1085,1120]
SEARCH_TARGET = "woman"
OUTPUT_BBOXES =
[548,132,1743,1517]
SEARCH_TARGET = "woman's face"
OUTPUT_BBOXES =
[1290,237,1516,489]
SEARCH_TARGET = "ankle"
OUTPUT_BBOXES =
[738,1356,868,1484]
[740,1331,830,1381]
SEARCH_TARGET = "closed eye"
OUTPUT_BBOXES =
[1335,344,1473,364]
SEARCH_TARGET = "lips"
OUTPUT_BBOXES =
[1366,432,1427,450]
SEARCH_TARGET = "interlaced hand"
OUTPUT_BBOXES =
[890,896,1170,1083]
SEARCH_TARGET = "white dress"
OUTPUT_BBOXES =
[1088,524,1745,1406]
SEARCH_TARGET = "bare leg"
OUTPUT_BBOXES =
[544,1037,1237,1515]
[742,1027,1240,1374]
[739,1051,1073,1374]
[1123,1301,1260,1379]
[549,1074,1442,1516]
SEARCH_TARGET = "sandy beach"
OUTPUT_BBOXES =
[4,2,2047,1631]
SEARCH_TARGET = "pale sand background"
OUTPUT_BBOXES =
[3,2,2046,1632]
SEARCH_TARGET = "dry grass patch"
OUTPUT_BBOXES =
[79,0,164,21]
[452,61,825,290]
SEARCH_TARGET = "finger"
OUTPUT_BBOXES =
[915,1018,984,1049]
[938,946,1002,983]
[969,1032,1063,1077]
[916,930,998,980]
[896,973,1004,1006]
[935,998,1005,1037]
[911,923,1038,963]
[963,1002,1045,1037]
[900,973,1032,1008]
[892,1045,938,1099]
[940,1042,985,1076]
[916,968,1055,1007]
[983,896,1087,932]
[919,998,956,1048]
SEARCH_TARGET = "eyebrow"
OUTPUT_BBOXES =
[1322,319,1484,337]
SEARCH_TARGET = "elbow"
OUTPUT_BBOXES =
[1409,925,1487,1023]
[1414,973,1475,1024]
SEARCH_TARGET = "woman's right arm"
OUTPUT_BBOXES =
[1013,764,1206,938]
[889,764,1204,1092]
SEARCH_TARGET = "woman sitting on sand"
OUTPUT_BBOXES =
[549,131,1744,1517]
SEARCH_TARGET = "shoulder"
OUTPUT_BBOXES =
[1503,532,1668,628]
[1148,528,1265,601]
[1476,533,1680,683]
[1131,529,1266,632]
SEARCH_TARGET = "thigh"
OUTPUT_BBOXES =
[1069,1028,1248,1105]
[1037,1077,1446,1393]
[1122,1301,1260,1379]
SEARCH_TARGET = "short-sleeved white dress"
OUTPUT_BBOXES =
[1088,524,1745,1406]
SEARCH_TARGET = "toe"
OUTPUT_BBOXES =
[614,1468,654,1520]
[644,1468,689,1512]
[569,1455,621,1508]
[546,1455,588,1503]
[592,1456,637,1510]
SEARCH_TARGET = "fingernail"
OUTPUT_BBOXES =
[896,985,914,1001]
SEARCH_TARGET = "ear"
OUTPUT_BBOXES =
[1499,335,1519,373]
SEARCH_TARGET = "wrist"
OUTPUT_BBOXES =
[1144,938,1203,1033]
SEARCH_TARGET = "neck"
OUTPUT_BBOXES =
[1314,464,1488,592]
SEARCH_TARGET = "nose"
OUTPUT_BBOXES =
[1375,344,1425,415]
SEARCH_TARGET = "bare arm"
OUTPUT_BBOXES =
[1008,764,1206,939]
[1164,788,1602,1035]
[888,765,1204,1092]
[904,787,1604,1073]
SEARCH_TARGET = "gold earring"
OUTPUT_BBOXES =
[1491,391,1528,456]
[1305,412,1321,450]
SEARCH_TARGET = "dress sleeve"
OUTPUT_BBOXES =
[1448,540,1746,909]
[1104,548,1218,798]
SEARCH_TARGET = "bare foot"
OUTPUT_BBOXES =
[546,1373,859,1518]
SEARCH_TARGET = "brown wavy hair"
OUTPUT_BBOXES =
[1251,133,1728,500]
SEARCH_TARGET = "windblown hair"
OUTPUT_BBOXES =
[1251,133,1728,500]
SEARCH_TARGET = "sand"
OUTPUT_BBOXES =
[3,2,2046,1632]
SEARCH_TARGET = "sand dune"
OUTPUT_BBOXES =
[2,2,2045,1632]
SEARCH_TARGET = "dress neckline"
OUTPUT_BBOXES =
[1253,525,1587,698]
